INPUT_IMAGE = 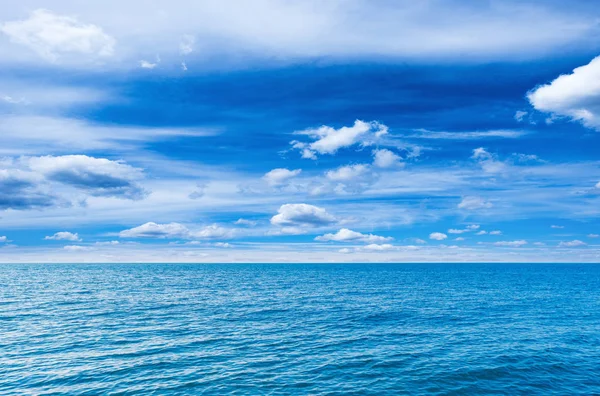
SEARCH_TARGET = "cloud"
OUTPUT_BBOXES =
[458,196,493,210]
[588,234,599,238]
[192,224,234,239]
[454,237,465,241]
[514,111,528,122]
[0,169,58,210]
[429,232,447,241]
[551,225,564,229]
[119,222,233,239]
[120,222,189,239]
[0,9,115,62]
[528,55,600,130]
[315,228,393,243]
[28,155,147,200]
[139,60,157,69]
[373,149,402,168]
[494,240,527,247]
[235,218,257,226]
[271,203,336,227]
[476,230,488,235]
[362,243,395,251]
[325,164,369,181]
[0,115,217,155]
[489,230,502,235]
[292,120,387,158]
[448,224,480,234]
[263,168,301,186]
[409,129,526,140]
[45,231,81,241]
[179,34,195,55]
[471,147,507,174]
[558,240,587,248]
[0,236,8,243]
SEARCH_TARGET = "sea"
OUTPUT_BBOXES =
[1,263,599,395]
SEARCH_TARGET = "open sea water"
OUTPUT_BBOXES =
[1,263,599,395]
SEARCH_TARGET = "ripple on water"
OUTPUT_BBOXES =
[1,263,600,395]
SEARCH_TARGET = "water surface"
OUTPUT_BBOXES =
[1,263,599,395]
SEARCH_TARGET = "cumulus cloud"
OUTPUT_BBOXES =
[0,236,8,243]
[44,231,81,241]
[528,55,600,130]
[271,203,336,228]
[28,155,147,200]
[120,222,189,239]
[291,120,387,158]
[429,232,447,241]
[558,240,586,248]
[119,222,234,239]
[263,168,301,186]
[494,240,527,247]
[448,224,480,234]
[372,149,402,168]
[458,196,493,210]
[471,147,507,174]
[325,164,369,181]
[315,228,393,243]
[0,9,115,62]
[0,169,58,210]
[489,230,502,235]
[362,243,395,251]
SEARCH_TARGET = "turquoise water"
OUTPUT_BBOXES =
[1,263,599,395]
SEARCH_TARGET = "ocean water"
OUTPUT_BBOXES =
[1,264,599,395]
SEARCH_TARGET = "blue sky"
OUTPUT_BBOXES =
[1,0,600,262]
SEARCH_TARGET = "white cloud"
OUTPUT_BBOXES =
[63,245,91,251]
[429,232,447,241]
[28,155,146,200]
[139,60,157,69]
[45,231,81,241]
[192,224,234,239]
[362,243,395,251]
[455,237,465,241]
[587,234,599,238]
[263,168,301,186]
[292,120,387,158]
[528,55,600,130]
[558,240,587,247]
[476,230,488,235]
[489,230,502,235]
[494,240,527,247]
[315,228,392,243]
[120,222,189,239]
[0,9,115,62]
[373,149,402,168]
[410,129,526,140]
[119,222,233,240]
[181,62,187,71]
[271,203,336,227]
[458,196,493,210]
[471,147,507,174]
[551,225,564,229]
[0,236,8,242]
[235,218,257,226]
[514,110,528,122]
[1,95,29,105]
[325,164,369,181]
[179,34,195,55]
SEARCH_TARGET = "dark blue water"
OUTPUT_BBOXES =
[1,264,599,395]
